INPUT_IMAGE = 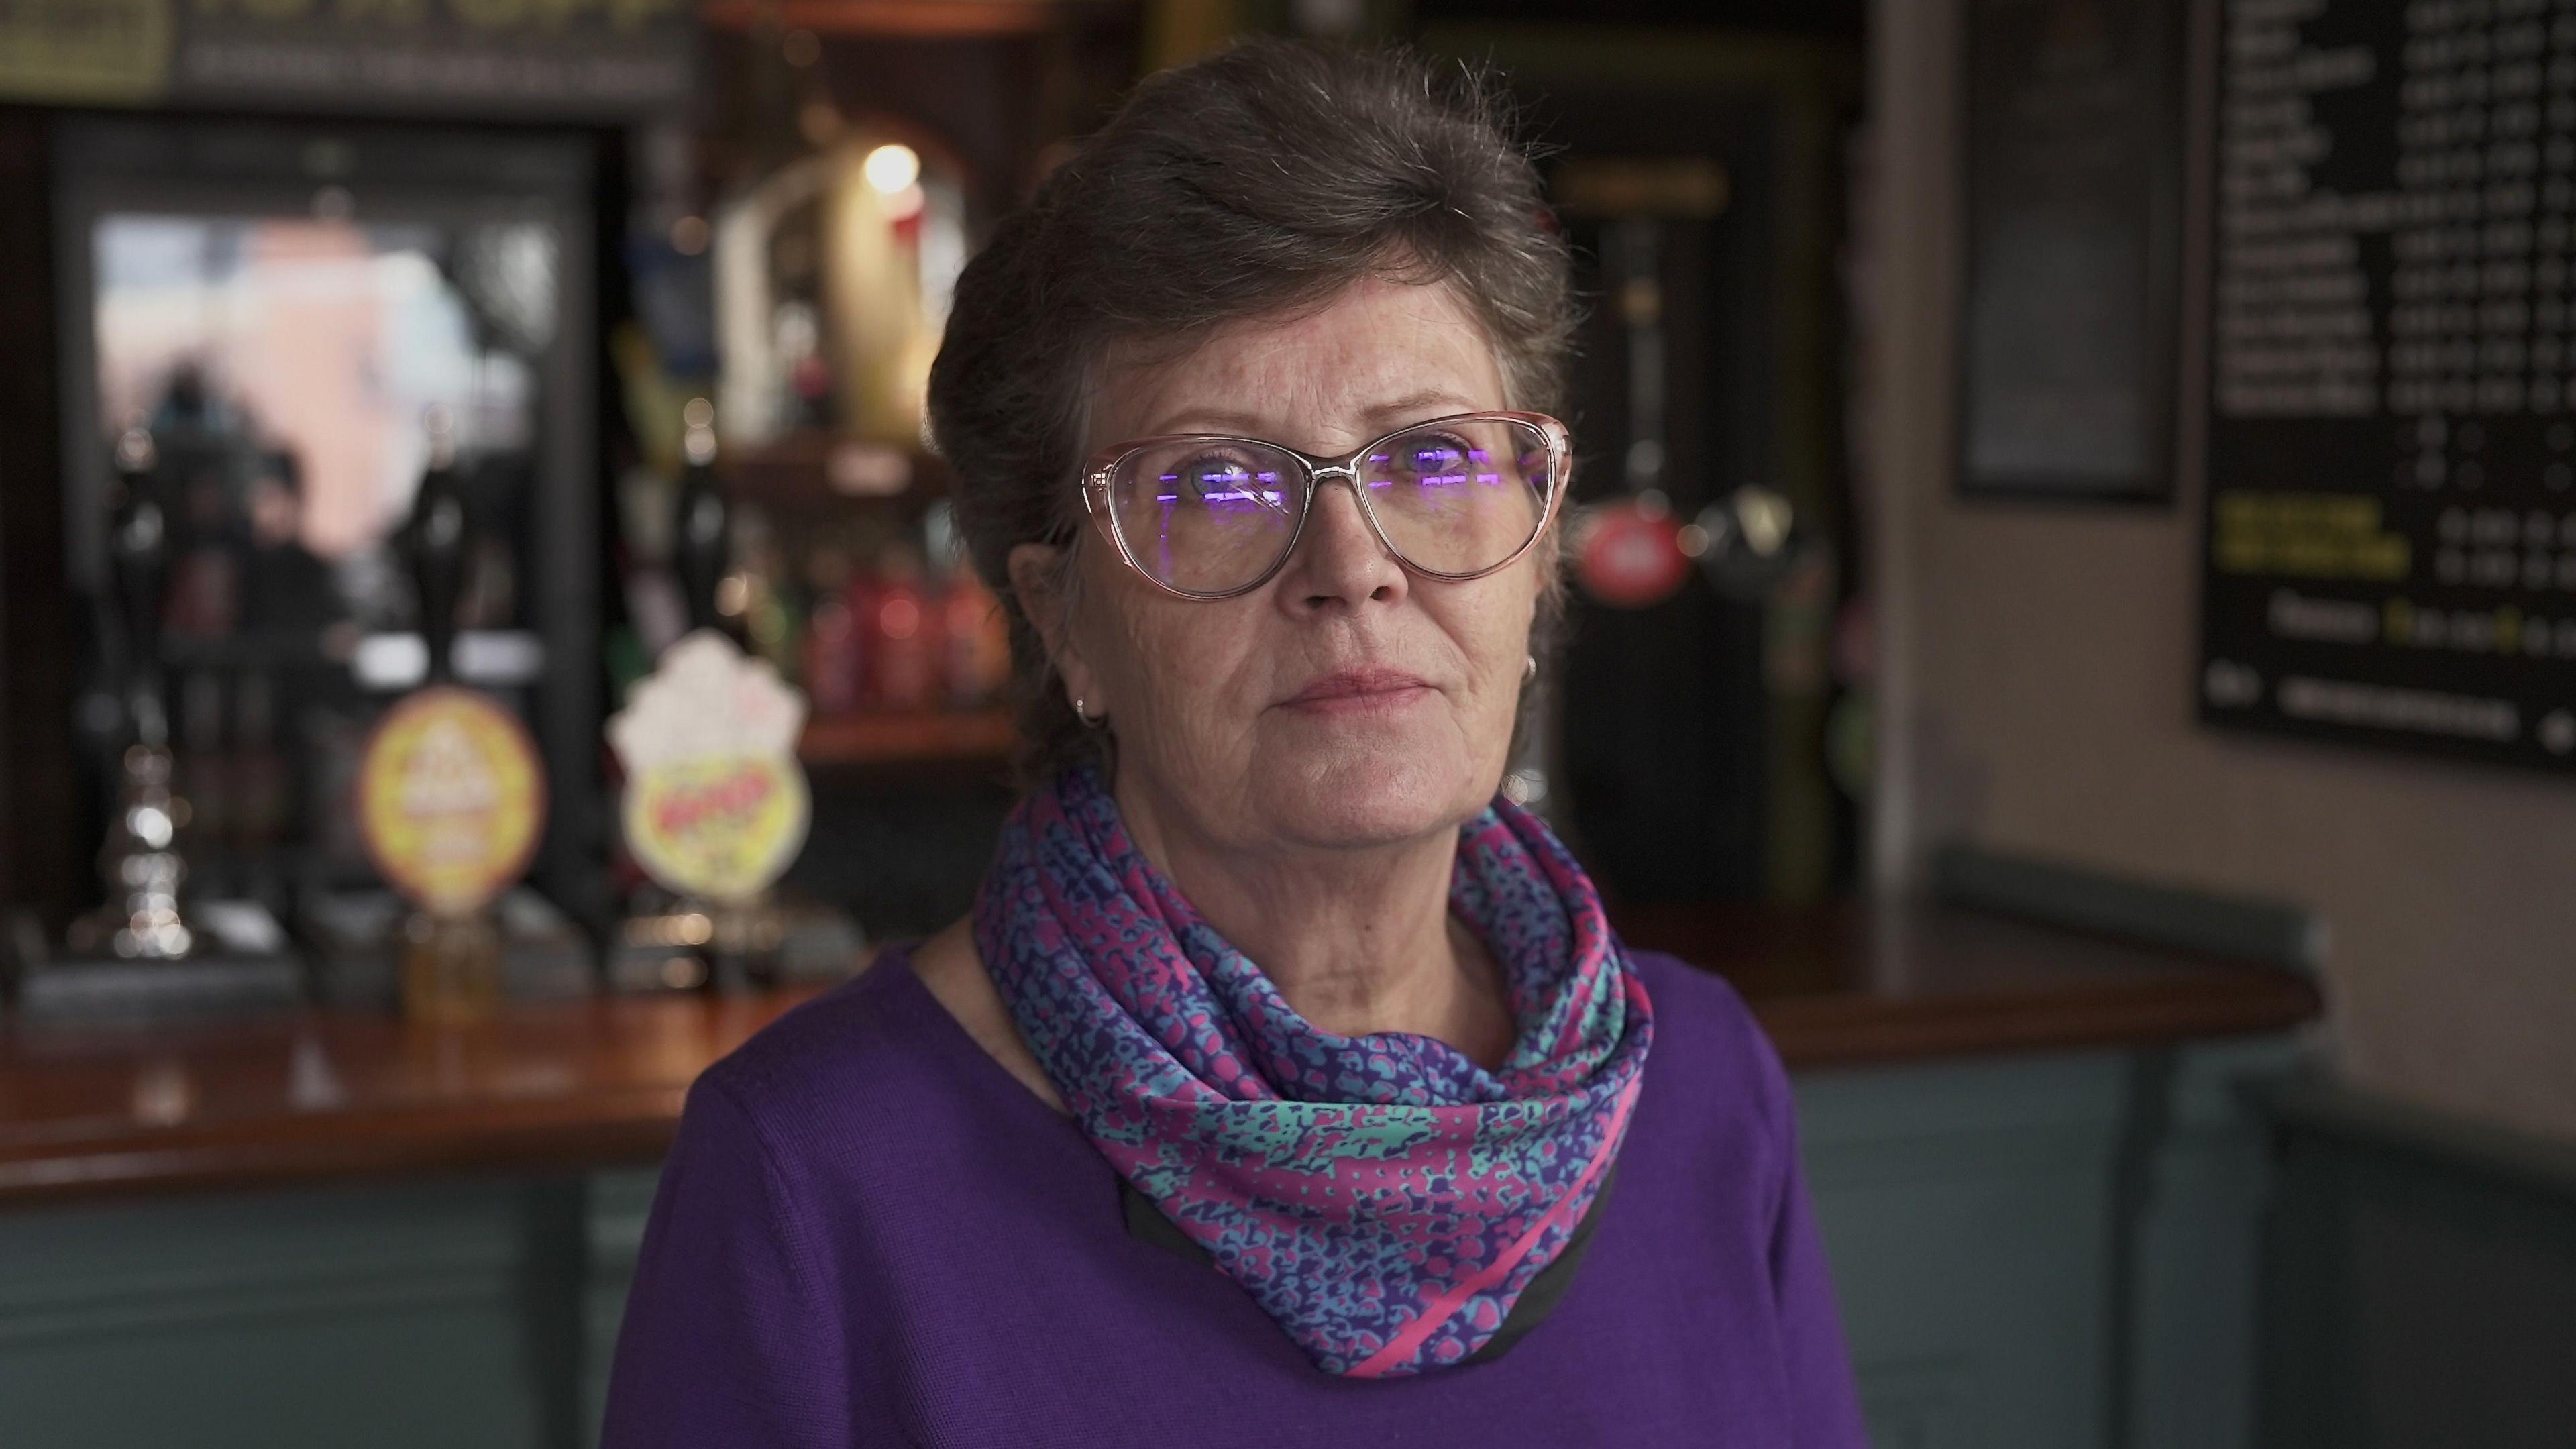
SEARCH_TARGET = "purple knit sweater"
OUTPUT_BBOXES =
[600,947,1869,1448]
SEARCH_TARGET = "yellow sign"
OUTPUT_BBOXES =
[357,686,545,916]
[0,0,689,115]
[0,0,172,105]
[2212,490,2413,582]
[624,753,808,904]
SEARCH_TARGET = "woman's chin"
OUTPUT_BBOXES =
[1249,745,1492,849]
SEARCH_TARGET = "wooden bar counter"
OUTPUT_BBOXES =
[0,900,2320,1208]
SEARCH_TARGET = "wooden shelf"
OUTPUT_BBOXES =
[721,431,951,514]
[702,0,1108,38]
[798,708,1016,766]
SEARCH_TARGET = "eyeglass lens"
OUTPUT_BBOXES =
[1108,417,1554,594]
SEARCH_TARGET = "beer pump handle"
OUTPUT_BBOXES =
[107,426,170,748]
[672,398,731,639]
[411,408,467,685]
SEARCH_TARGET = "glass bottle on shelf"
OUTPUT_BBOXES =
[865,543,938,713]
[725,506,800,678]
[802,544,863,716]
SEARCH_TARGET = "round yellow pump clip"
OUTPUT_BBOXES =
[355,686,546,1022]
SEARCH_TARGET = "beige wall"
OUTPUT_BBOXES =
[1866,0,2576,1143]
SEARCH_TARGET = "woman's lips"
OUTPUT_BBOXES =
[1278,667,1435,716]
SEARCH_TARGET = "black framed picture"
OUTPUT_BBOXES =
[1957,0,2184,503]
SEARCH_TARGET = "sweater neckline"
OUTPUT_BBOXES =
[868,944,1091,1136]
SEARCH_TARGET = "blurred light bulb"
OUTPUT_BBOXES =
[129,805,172,850]
[863,143,920,195]
[682,397,718,466]
[1736,488,1793,557]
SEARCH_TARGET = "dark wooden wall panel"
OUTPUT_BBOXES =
[0,108,77,922]
[2260,1083,2576,1449]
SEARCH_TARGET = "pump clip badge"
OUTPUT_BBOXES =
[610,631,811,904]
[357,686,546,917]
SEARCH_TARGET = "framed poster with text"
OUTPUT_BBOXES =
[1958,0,2185,503]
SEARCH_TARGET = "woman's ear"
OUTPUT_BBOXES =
[1008,541,1098,710]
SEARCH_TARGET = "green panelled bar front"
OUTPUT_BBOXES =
[0,1036,2302,1449]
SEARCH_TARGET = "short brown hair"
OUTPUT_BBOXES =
[927,38,1574,784]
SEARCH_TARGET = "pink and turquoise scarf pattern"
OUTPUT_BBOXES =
[973,767,1654,1377]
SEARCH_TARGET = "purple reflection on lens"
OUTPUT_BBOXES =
[1157,469,1282,512]
[1141,462,1296,584]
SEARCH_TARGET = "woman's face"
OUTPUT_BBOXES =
[1018,275,1546,857]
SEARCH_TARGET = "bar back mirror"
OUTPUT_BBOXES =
[49,117,600,989]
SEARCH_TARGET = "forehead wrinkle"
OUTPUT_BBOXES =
[1097,282,1504,450]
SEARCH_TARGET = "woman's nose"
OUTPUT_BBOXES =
[1279,472,1408,610]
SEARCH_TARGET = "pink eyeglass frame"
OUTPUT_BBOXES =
[1076,409,1574,602]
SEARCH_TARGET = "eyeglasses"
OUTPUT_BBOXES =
[1079,411,1572,600]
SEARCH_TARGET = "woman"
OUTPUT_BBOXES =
[604,40,1867,1447]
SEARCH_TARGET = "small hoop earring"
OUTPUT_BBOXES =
[1073,694,1103,727]
[1523,655,1538,682]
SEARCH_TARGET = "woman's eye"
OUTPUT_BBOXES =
[1402,435,1474,478]
[1184,457,1253,494]
[1160,452,1289,513]
[1154,453,1240,494]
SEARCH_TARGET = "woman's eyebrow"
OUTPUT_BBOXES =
[1144,409,1272,435]
[1358,390,1480,429]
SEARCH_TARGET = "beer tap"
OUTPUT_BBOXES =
[109,425,173,751]
[411,405,467,684]
[611,398,796,995]
[70,425,193,961]
[24,425,308,1012]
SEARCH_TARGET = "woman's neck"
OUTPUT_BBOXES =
[1113,772,1516,1068]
